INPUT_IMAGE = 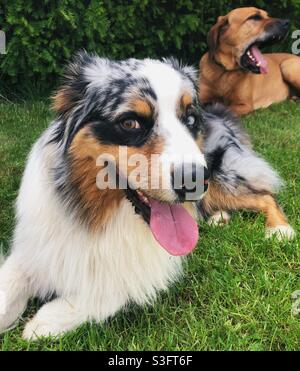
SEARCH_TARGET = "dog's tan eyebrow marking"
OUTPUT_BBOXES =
[178,93,193,114]
[129,99,153,117]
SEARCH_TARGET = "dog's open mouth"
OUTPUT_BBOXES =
[240,32,286,74]
[240,43,269,74]
[125,188,199,256]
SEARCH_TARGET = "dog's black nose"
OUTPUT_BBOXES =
[279,19,290,30]
[172,163,210,201]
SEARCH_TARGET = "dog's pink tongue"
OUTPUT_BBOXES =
[149,199,199,256]
[251,46,268,74]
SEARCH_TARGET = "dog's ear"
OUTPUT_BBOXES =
[52,86,78,117]
[207,15,229,60]
[52,51,91,116]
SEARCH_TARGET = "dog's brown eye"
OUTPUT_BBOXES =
[248,14,263,21]
[121,119,141,130]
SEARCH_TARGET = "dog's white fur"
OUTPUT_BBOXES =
[0,57,295,340]
[0,59,202,340]
[1,132,187,340]
[265,225,296,240]
[208,211,231,226]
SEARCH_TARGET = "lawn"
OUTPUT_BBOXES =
[0,99,299,351]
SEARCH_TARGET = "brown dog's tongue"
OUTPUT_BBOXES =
[251,46,268,74]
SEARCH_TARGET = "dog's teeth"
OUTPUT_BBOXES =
[257,61,261,67]
[142,196,149,205]
[137,190,150,205]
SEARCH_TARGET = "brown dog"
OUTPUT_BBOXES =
[199,7,300,116]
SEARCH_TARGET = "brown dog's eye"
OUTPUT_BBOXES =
[248,14,263,21]
[121,119,141,130]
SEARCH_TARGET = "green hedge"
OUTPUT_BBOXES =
[1,0,300,93]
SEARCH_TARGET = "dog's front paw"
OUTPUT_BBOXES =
[23,318,65,340]
[208,211,231,226]
[265,224,296,241]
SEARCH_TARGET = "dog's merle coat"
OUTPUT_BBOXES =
[0,53,292,340]
[49,53,281,226]
[201,104,281,199]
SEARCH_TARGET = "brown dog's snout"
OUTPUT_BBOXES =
[265,18,290,39]
[278,19,290,31]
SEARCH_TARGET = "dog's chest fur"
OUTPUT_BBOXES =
[13,132,183,320]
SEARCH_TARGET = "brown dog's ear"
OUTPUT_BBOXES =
[207,15,229,60]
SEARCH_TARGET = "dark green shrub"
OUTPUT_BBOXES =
[0,0,299,93]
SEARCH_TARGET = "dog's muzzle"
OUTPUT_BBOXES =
[171,163,210,201]
[265,19,290,40]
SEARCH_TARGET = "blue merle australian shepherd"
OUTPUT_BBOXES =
[0,52,295,339]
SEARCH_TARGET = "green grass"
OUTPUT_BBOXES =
[0,100,299,351]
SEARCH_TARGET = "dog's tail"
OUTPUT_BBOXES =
[202,104,283,195]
